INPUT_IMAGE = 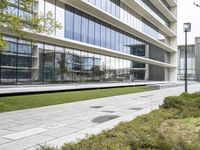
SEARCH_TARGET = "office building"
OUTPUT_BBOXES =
[178,37,200,81]
[0,0,177,85]
[178,44,195,80]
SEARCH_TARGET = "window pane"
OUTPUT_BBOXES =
[95,19,101,46]
[88,16,95,44]
[73,9,81,41]
[65,5,74,39]
[106,25,111,49]
[81,13,89,43]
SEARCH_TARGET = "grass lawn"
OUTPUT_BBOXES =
[39,92,200,150]
[0,86,150,113]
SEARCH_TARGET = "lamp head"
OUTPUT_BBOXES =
[184,23,191,32]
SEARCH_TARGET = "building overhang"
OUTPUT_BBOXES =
[149,0,177,22]
[0,27,176,69]
[121,0,176,37]
[166,0,177,7]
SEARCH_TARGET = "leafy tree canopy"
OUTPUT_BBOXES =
[0,0,62,52]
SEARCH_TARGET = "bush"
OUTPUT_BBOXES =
[161,96,184,109]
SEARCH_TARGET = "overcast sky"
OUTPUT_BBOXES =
[178,0,200,45]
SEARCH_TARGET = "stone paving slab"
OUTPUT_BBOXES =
[0,137,12,145]
[3,128,50,140]
[0,84,199,150]
[39,126,79,138]
[0,129,14,137]
[0,135,54,150]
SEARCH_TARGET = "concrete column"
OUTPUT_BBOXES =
[145,65,149,80]
[195,37,200,81]
[169,52,177,81]
[145,45,149,80]
[32,45,39,81]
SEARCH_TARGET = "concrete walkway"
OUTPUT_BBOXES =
[0,84,200,150]
[0,81,176,95]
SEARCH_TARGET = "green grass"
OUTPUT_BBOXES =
[0,86,150,113]
[39,92,200,150]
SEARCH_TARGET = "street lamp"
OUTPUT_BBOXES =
[183,23,191,93]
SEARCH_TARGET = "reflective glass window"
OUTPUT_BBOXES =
[81,13,89,43]
[65,5,74,39]
[95,19,101,46]
[110,28,115,50]
[100,23,106,48]
[73,9,82,41]
[88,16,95,44]
[106,25,111,49]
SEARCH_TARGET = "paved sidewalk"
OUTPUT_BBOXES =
[0,84,200,150]
[0,81,175,95]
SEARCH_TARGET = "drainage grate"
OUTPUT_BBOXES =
[92,115,120,123]
[101,110,115,113]
[129,107,143,111]
[90,106,104,109]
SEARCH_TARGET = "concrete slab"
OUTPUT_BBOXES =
[3,123,65,140]
[0,129,14,136]
[0,135,54,150]
[39,126,79,138]
[2,128,49,140]
[0,81,187,95]
[0,137,12,145]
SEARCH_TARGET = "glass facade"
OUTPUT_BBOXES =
[0,0,176,85]
[85,0,167,41]
[6,0,34,19]
[0,36,35,85]
[0,36,137,85]
[64,4,169,64]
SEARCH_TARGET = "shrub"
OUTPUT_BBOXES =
[161,96,184,109]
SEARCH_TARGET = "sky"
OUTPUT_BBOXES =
[177,0,200,45]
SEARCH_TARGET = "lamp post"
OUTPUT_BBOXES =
[183,23,191,93]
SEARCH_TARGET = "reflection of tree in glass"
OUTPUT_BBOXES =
[110,70,117,81]
[57,53,68,80]
[0,0,62,52]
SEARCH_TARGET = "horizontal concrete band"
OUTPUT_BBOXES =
[122,0,176,37]
[0,27,176,69]
[149,0,177,22]
[166,0,177,7]
[62,0,177,52]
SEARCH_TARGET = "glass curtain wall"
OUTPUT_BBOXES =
[38,0,169,64]
[64,4,169,64]
[6,0,34,19]
[2,35,167,84]
[85,0,166,41]
[0,36,35,85]
[0,0,169,85]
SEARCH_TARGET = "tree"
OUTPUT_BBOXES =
[0,0,62,52]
